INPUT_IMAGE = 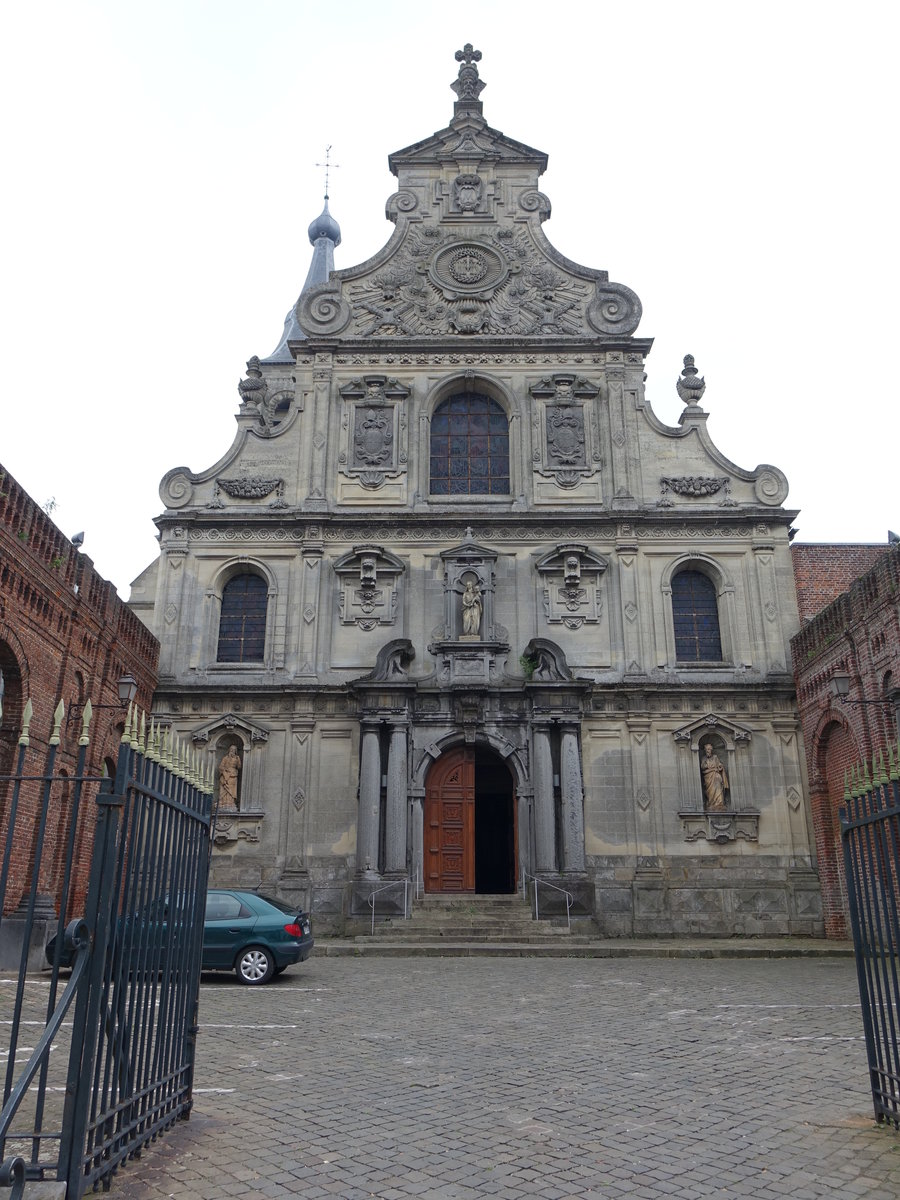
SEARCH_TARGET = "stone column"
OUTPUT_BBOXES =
[384,722,408,875]
[357,721,381,877]
[559,723,586,872]
[533,724,557,872]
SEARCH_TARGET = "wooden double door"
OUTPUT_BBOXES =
[424,747,516,893]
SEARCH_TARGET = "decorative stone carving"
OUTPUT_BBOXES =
[522,638,574,682]
[213,812,264,846]
[237,355,267,411]
[451,43,485,100]
[678,810,760,844]
[338,377,409,490]
[354,408,393,466]
[214,477,285,503]
[535,545,607,630]
[529,376,600,488]
[333,545,405,628]
[453,174,483,212]
[676,354,706,406]
[659,476,733,505]
[344,227,599,339]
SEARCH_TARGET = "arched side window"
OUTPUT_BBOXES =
[217,574,268,663]
[430,393,509,495]
[672,569,722,662]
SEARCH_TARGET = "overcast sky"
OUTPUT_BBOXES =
[2,1,896,597]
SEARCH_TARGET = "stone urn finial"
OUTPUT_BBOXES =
[238,355,268,408]
[676,354,706,407]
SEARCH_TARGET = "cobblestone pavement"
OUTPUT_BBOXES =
[104,957,900,1200]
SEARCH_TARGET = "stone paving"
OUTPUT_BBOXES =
[102,957,900,1200]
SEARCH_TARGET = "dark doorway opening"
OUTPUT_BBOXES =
[474,748,516,893]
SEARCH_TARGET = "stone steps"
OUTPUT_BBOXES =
[345,891,597,946]
[314,938,856,959]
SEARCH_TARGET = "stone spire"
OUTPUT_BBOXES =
[263,190,342,364]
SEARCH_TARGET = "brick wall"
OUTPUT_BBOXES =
[0,462,159,916]
[791,544,900,937]
[791,543,890,622]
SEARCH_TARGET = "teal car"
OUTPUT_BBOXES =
[203,890,313,984]
[46,889,314,986]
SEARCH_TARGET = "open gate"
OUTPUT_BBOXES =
[0,699,213,1198]
[841,743,900,1128]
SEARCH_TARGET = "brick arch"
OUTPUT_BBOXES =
[812,718,859,938]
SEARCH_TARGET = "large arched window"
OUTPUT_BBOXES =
[672,569,722,662]
[217,574,268,663]
[430,393,509,495]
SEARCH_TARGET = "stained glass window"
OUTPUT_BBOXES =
[430,394,509,495]
[217,574,268,663]
[672,570,723,662]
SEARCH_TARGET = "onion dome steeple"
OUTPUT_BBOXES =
[263,164,342,364]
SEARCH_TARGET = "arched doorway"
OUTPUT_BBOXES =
[424,746,517,894]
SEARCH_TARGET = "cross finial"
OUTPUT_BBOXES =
[451,44,486,106]
[314,145,340,200]
[455,43,482,66]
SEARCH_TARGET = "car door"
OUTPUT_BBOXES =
[202,892,257,968]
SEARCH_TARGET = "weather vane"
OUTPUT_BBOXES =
[315,145,340,200]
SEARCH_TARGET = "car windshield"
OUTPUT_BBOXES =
[256,894,297,915]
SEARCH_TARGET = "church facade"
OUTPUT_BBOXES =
[129,47,822,936]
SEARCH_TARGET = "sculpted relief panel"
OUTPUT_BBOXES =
[297,226,641,340]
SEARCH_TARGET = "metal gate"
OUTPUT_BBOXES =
[841,744,900,1128]
[0,699,213,1197]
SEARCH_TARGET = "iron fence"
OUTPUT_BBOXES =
[841,741,900,1127]
[0,699,214,1198]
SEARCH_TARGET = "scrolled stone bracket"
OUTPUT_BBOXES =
[678,809,760,844]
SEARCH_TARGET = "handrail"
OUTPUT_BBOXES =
[367,879,410,935]
[521,871,574,932]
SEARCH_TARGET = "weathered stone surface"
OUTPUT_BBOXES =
[129,47,821,938]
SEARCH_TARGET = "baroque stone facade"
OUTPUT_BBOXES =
[130,48,821,935]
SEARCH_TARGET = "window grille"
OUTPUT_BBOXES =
[430,393,509,495]
[672,569,722,661]
[217,574,268,663]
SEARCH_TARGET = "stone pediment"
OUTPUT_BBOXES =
[296,222,641,342]
[189,713,270,745]
[672,714,753,752]
[388,118,549,173]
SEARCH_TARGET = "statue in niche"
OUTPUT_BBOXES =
[461,579,483,637]
[218,745,242,810]
[700,743,729,811]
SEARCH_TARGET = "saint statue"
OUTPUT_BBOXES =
[700,743,729,811]
[218,745,242,809]
[461,579,482,637]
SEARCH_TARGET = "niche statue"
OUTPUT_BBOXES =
[700,743,729,811]
[461,579,483,637]
[218,745,242,810]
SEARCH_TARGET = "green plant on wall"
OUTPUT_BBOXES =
[519,652,538,679]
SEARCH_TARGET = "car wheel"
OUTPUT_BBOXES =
[236,946,275,985]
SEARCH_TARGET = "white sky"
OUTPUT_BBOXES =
[2,1,896,597]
